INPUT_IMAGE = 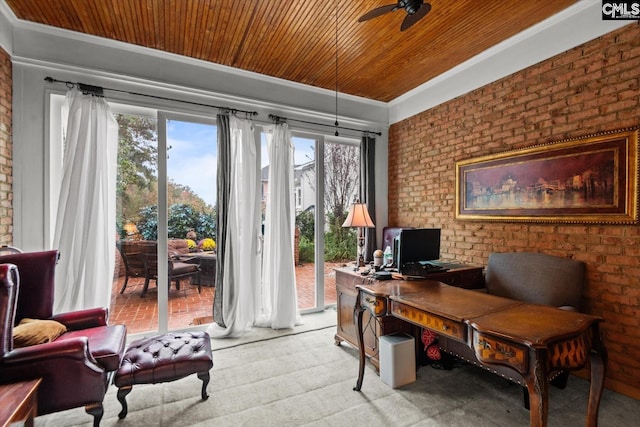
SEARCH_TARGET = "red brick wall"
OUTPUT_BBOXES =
[0,47,11,246]
[388,23,640,399]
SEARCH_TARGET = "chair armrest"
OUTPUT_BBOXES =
[1,337,107,410]
[4,336,97,365]
[51,307,109,330]
[173,254,196,262]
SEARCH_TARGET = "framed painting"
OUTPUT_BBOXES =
[455,128,638,223]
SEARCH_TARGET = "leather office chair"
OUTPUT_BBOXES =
[0,250,127,426]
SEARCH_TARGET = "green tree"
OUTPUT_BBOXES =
[295,210,314,241]
[324,143,359,260]
[168,180,215,213]
[116,114,158,231]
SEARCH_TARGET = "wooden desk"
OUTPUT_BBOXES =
[353,280,606,427]
[334,264,483,369]
[0,378,41,427]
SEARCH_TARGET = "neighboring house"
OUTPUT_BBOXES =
[294,160,315,214]
[262,161,315,216]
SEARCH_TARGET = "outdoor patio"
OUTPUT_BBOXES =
[110,260,340,334]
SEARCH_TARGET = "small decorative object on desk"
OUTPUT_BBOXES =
[373,249,383,268]
[383,246,393,266]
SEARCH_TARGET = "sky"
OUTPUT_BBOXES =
[166,120,316,206]
[167,120,217,206]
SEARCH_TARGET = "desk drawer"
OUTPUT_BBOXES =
[390,301,465,341]
[472,331,528,374]
[360,293,387,316]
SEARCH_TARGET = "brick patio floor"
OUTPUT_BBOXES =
[110,261,340,334]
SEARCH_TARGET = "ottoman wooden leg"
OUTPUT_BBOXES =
[197,371,210,400]
[117,385,133,419]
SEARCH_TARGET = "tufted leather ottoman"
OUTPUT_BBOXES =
[114,331,213,419]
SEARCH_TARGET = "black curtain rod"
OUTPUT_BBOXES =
[44,76,259,118]
[268,114,381,136]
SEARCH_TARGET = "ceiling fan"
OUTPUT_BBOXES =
[358,0,432,32]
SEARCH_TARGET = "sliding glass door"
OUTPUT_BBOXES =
[321,138,360,310]
[266,132,359,313]
[51,92,361,333]
[164,115,217,330]
[110,108,217,335]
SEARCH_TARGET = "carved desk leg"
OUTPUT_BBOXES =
[353,293,366,392]
[525,349,549,427]
[587,324,607,427]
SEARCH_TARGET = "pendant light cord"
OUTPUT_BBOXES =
[335,0,339,136]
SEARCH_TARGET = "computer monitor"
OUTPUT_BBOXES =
[396,228,441,272]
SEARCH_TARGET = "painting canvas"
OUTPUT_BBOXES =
[455,128,638,223]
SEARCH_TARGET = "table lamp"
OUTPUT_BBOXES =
[342,201,375,268]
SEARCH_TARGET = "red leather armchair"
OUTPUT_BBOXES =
[0,251,127,426]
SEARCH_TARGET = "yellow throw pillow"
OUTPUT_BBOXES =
[13,318,67,348]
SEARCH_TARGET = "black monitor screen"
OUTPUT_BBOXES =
[398,228,441,266]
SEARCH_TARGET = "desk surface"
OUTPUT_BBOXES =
[469,304,600,347]
[390,281,520,322]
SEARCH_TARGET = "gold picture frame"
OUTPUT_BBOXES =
[455,128,639,223]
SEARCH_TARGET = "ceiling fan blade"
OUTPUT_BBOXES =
[400,2,432,31]
[358,4,398,22]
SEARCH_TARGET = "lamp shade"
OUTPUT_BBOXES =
[342,203,375,228]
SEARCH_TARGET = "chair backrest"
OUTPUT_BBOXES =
[0,250,59,322]
[119,240,156,276]
[168,239,190,257]
[0,264,19,355]
[485,252,585,310]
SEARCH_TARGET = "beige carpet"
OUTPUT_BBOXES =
[36,309,638,426]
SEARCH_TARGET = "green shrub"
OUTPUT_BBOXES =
[324,229,356,262]
[295,210,314,241]
[298,236,314,263]
[136,203,216,241]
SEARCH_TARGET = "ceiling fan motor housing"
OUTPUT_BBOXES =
[403,0,424,15]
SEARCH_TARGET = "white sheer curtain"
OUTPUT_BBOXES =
[52,89,118,313]
[207,116,261,337]
[256,123,302,329]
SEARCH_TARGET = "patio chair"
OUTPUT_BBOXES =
[118,240,156,294]
[140,251,201,298]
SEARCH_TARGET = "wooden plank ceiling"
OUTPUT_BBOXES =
[6,0,577,102]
